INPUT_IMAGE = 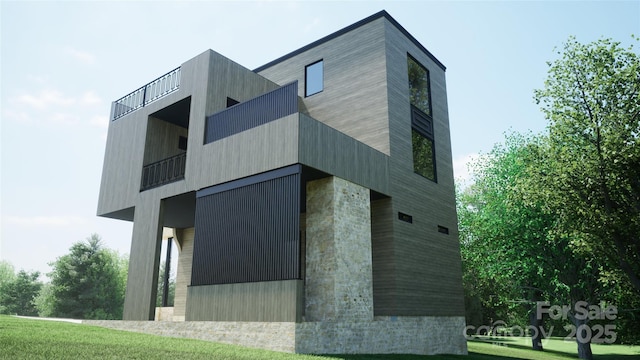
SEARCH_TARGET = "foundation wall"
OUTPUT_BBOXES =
[83,316,467,355]
[82,320,296,353]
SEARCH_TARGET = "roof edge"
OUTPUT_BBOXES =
[253,10,446,73]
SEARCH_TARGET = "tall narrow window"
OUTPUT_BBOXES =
[408,55,436,182]
[408,56,431,116]
[305,60,323,97]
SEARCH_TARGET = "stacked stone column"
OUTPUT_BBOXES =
[305,176,373,322]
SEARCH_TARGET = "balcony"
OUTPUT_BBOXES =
[112,67,181,121]
[140,152,186,191]
[204,81,298,144]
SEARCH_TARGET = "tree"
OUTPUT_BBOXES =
[0,260,15,287]
[533,36,640,295]
[459,133,605,356]
[458,134,558,350]
[48,234,127,319]
[0,269,42,316]
[459,134,558,350]
[0,260,16,313]
[530,37,640,358]
[34,283,55,317]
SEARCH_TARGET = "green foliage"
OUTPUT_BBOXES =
[0,269,42,316]
[459,134,557,323]
[460,36,640,355]
[458,132,609,357]
[0,260,15,287]
[408,56,431,116]
[0,261,16,314]
[533,36,640,294]
[33,283,55,317]
[47,234,127,320]
[412,129,435,181]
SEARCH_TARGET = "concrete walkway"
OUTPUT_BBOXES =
[14,315,82,324]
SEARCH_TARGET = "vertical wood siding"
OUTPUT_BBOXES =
[204,82,298,143]
[185,280,302,321]
[191,169,301,286]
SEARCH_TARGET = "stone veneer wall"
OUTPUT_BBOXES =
[81,320,296,353]
[154,307,174,321]
[82,316,467,355]
[305,176,373,322]
[295,317,468,355]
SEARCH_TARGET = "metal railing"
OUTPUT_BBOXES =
[140,152,186,191]
[112,67,181,121]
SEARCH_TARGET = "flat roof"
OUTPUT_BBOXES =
[253,10,446,73]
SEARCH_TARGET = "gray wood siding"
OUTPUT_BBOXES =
[186,280,303,322]
[194,114,299,188]
[122,192,164,320]
[383,21,464,316]
[257,18,390,156]
[370,197,396,315]
[98,50,284,218]
[143,116,188,166]
[298,114,389,195]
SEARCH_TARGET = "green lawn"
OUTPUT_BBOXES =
[467,336,640,360]
[1,316,639,359]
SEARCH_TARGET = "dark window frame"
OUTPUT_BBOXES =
[305,59,324,97]
[407,54,433,117]
[408,53,437,182]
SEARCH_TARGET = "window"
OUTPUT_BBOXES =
[408,56,431,116]
[305,60,323,96]
[408,55,436,181]
[226,97,239,108]
[398,212,413,223]
[178,136,188,151]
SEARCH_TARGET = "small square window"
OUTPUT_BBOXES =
[305,60,323,97]
[226,97,239,108]
[398,212,413,223]
[178,136,188,151]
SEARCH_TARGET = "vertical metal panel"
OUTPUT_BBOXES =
[191,169,300,285]
[204,81,298,143]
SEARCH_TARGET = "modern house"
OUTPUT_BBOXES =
[97,10,466,354]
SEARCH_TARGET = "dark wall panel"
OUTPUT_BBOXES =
[204,81,298,143]
[192,167,301,285]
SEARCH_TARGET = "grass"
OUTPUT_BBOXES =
[1,316,639,359]
[467,336,640,360]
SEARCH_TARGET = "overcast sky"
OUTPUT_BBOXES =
[1,1,638,277]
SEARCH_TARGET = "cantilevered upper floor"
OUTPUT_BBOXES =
[97,10,464,318]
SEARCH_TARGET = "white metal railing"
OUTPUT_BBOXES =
[112,67,181,120]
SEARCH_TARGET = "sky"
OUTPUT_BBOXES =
[1,1,639,278]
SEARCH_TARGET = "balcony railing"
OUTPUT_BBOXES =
[140,152,186,191]
[112,67,181,121]
[204,81,298,144]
